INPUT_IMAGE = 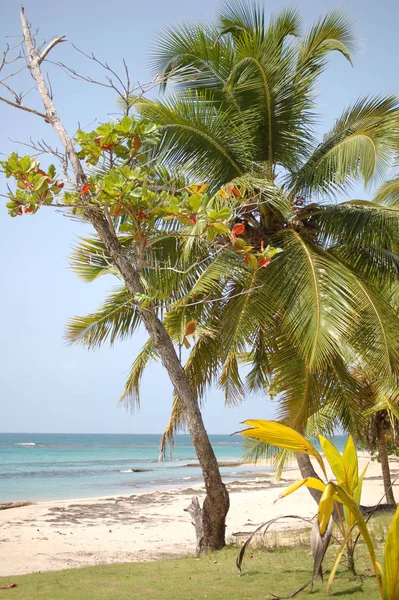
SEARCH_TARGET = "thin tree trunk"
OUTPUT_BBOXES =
[20,8,229,551]
[378,425,396,505]
[295,453,323,504]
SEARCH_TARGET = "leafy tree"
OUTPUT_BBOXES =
[69,3,399,489]
[0,8,284,552]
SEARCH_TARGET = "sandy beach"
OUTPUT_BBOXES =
[1,453,398,576]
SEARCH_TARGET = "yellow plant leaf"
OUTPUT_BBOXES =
[277,477,326,501]
[343,436,359,493]
[327,534,350,595]
[334,485,381,596]
[239,420,327,478]
[186,183,208,194]
[383,505,399,599]
[353,462,369,507]
[318,482,336,536]
[319,435,345,484]
[183,337,191,349]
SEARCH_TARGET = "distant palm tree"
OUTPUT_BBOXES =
[351,365,399,505]
[68,3,399,493]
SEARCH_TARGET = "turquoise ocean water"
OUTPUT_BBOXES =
[0,433,348,503]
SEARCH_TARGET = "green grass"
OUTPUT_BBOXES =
[0,545,380,599]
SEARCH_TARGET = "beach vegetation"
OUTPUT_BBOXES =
[67,2,399,486]
[238,419,399,598]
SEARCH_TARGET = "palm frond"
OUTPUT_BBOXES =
[290,95,399,196]
[65,286,140,348]
[119,339,159,409]
[150,21,233,95]
[159,396,185,457]
[350,277,399,377]
[270,230,356,369]
[136,91,255,187]
[70,236,123,282]
[297,8,356,77]
[375,175,399,207]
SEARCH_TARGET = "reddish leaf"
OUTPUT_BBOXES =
[36,168,47,177]
[143,237,147,248]
[259,257,271,268]
[232,223,245,235]
[244,255,248,264]
[227,183,240,198]
[80,184,92,195]
[55,181,64,189]
[17,207,23,216]
[113,204,121,216]
[133,135,142,150]
[185,320,197,336]
[24,207,33,214]
[138,209,149,221]
[94,136,102,145]
[101,144,113,150]
[186,183,208,194]
[189,214,197,224]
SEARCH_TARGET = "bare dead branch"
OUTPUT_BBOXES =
[53,59,114,88]
[46,72,54,100]
[0,80,21,103]
[38,36,66,64]
[20,6,85,184]
[48,44,160,115]
[0,63,29,83]
[0,42,24,72]
[0,94,47,119]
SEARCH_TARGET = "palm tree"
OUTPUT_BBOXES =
[136,2,399,473]
[351,365,399,505]
[68,3,399,501]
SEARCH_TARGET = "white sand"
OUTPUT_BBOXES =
[1,453,398,576]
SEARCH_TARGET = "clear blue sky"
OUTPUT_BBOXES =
[0,0,398,434]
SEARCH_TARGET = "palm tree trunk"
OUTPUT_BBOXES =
[295,453,322,504]
[378,425,396,505]
[20,9,229,552]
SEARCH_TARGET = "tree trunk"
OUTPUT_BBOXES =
[89,215,230,551]
[347,544,356,575]
[295,453,323,504]
[378,425,396,505]
[20,8,229,552]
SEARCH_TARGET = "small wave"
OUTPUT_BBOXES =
[120,469,133,473]
[15,442,36,446]
[182,477,191,480]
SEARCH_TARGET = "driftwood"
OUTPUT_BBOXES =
[0,501,34,511]
[184,496,204,554]
[361,502,396,516]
